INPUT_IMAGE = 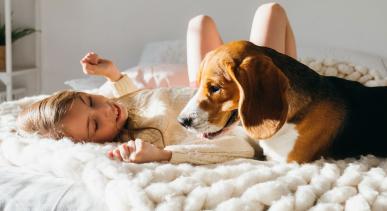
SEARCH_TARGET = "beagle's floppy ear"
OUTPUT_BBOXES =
[227,54,289,139]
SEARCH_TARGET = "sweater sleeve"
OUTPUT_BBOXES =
[109,74,138,98]
[164,135,255,165]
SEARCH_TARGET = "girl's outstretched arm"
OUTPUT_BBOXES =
[164,132,255,165]
[80,52,123,81]
[80,52,138,97]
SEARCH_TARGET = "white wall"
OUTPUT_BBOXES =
[39,0,387,94]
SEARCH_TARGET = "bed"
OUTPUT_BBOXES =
[1,41,387,211]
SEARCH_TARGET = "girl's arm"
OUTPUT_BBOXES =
[80,52,138,97]
[109,134,255,165]
[80,52,123,81]
[165,135,255,165]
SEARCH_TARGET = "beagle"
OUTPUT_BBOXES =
[178,40,387,163]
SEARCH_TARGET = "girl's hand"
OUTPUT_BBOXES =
[107,139,172,163]
[80,52,123,81]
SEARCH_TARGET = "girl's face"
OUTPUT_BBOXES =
[60,93,128,143]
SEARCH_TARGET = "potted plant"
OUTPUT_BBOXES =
[0,24,36,70]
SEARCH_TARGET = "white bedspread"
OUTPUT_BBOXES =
[1,59,387,211]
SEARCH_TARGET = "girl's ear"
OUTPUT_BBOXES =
[228,54,289,139]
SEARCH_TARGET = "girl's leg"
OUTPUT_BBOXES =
[249,3,297,59]
[186,15,223,87]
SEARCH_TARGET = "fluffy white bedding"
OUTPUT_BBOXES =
[1,58,387,211]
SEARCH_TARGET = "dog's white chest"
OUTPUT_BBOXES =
[259,123,299,162]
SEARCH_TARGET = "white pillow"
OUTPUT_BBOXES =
[64,77,105,91]
[139,40,186,65]
[93,64,188,98]
[123,64,189,88]
[65,64,188,94]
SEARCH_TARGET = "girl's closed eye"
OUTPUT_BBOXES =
[89,96,93,107]
[87,95,98,133]
[94,119,98,131]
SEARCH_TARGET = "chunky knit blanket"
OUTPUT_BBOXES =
[1,59,387,211]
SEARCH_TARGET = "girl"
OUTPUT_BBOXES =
[17,2,296,164]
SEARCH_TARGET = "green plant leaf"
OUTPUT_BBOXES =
[12,28,36,42]
[0,25,37,46]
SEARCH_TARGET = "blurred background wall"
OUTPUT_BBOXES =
[8,0,387,93]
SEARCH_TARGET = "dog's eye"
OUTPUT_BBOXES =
[209,85,220,94]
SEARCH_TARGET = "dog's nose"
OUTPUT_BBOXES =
[178,116,193,128]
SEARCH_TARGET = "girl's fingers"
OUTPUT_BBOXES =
[118,143,130,161]
[83,63,95,74]
[113,149,123,161]
[127,140,138,162]
[134,139,143,152]
[127,140,136,154]
[81,52,99,65]
[106,150,114,159]
[87,52,99,65]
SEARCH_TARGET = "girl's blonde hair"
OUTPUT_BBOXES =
[17,90,81,139]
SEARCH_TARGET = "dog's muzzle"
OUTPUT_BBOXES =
[177,116,193,128]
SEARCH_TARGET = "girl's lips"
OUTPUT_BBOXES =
[114,103,121,122]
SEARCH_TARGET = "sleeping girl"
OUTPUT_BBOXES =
[16,52,255,165]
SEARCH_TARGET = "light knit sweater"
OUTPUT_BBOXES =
[109,75,255,165]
